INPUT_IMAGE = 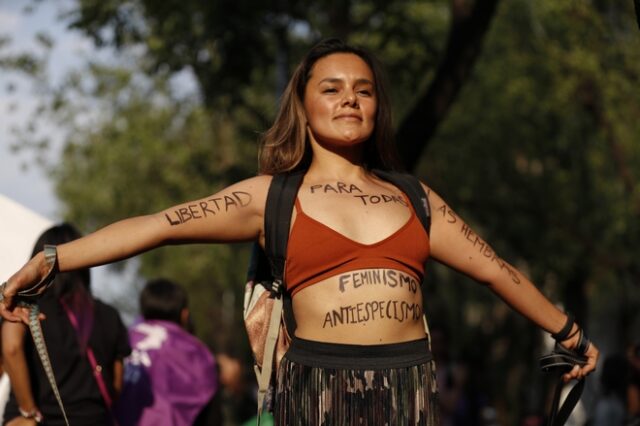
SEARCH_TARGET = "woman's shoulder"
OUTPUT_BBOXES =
[210,175,274,215]
[226,174,274,196]
[410,178,441,203]
[243,174,275,185]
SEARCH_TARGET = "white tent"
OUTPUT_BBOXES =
[0,193,53,282]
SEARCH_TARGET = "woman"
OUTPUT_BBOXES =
[1,224,131,425]
[0,39,598,425]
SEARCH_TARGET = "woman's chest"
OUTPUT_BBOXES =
[295,181,412,245]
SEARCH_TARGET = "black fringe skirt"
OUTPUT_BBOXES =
[274,337,439,426]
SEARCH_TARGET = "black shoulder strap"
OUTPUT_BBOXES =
[372,169,431,235]
[262,171,304,335]
[264,171,306,280]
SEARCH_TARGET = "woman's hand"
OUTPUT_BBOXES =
[0,252,48,323]
[561,341,599,382]
[0,303,33,324]
[6,416,38,426]
[559,327,600,382]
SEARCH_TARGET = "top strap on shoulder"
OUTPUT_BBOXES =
[372,169,431,235]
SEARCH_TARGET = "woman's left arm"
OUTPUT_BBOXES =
[424,184,599,380]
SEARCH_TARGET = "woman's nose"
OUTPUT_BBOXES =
[342,92,357,107]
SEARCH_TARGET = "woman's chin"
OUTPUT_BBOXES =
[321,133,368,147]
[324,139,366,153]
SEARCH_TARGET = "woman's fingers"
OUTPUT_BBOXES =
[0,280,16,313]
[562,343,599,382]
[562,364,581,382]
[582,343,600,375]
[0,303,31,324]
[0,303,21,322]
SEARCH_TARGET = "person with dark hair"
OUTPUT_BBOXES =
[627,342,640,424]
[114,278,221,426]
[1,223,130,425]
[1,38,599,425]
[592,353,629,426]
[139,278,189,325]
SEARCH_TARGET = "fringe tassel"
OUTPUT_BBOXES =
[275,358,439,425]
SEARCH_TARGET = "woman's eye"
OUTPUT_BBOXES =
[323,88,338,93]
[358,90,372,96]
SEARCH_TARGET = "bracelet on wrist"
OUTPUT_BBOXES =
[575,329,591,355]
[19,407,44,424]
[551,313,575,342]
[564,325,581,341]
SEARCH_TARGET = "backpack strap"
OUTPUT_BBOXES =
[265,171,306,280]
[264,171,304,334]
[256,292,284,420]
[255,171,304,420]
[372,169,431,235]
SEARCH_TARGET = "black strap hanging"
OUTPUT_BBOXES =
[539,344,588,426]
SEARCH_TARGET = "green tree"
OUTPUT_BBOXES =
[48,64,255,344]
[419,0,640,421]
[65,0,499,165]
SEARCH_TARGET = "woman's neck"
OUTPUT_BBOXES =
[306,147,369,181]
[306,135,368,181]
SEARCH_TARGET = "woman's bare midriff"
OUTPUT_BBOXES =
[291,268,427,344]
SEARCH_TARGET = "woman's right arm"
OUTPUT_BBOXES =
[112,359,124,400]
[1,175,272,319]
[1,320,41,424]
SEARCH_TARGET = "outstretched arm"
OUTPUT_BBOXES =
[424,184,599,381]
[1,321,42,424]
[1,175,272,320]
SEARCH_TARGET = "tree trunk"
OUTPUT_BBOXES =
[396,0,500,172]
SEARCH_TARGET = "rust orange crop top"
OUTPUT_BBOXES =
[285,195,430,296]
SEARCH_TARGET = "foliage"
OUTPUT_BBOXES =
[48,64,254,343]
[64,0,449,114]
[419,0,640,421]
[1,24,53,166]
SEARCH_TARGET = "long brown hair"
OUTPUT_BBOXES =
[259,38,402,174]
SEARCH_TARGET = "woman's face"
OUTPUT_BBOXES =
[303,53,377,149]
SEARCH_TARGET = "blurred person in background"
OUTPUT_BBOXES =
[591,353,629,426]
[115,278,221,426]
[627,342,640,425]
[1,223,131,425]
